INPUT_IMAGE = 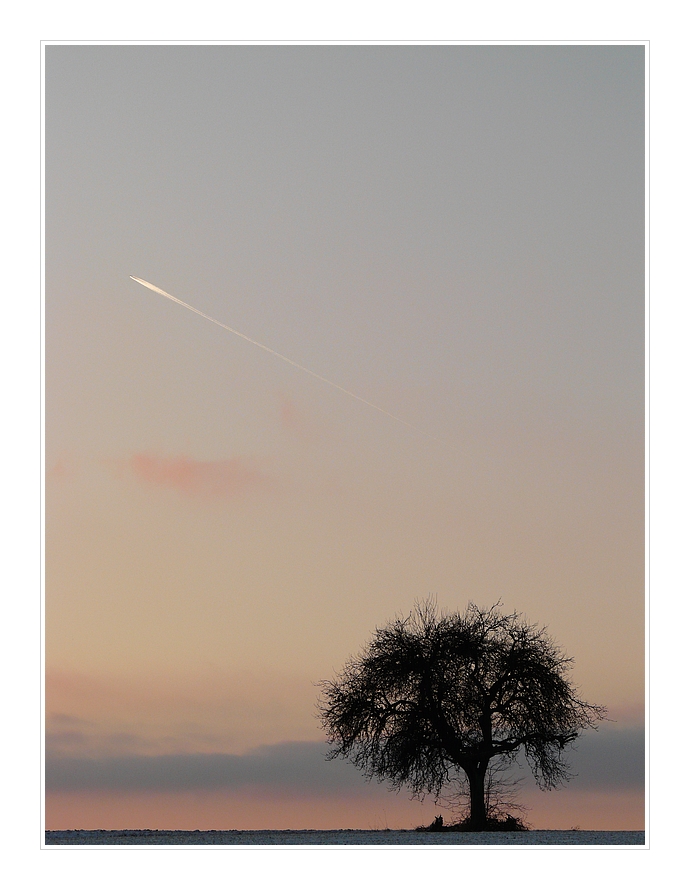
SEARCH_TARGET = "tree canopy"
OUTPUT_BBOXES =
[318,600,605,829]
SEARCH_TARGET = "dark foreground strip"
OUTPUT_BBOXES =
[45,829,645,846]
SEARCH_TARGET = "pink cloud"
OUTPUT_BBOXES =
[279,393,304,433]
[128,453,273,499]
[46,454,76,480]
[278,392,324,442]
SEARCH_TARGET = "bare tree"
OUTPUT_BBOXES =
[318,600,605,830]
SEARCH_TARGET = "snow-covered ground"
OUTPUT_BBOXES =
[45,829,644,846]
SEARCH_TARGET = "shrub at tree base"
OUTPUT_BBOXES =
[415,814,529,833]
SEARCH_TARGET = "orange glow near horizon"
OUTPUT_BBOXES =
[45,788,644,833]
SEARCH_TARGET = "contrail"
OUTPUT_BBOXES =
[130,276,434,439]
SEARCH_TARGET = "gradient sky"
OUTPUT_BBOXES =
[45,44,645,830]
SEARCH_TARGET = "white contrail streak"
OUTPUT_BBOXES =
[130,276,432,438]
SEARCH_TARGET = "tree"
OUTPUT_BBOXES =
[318,600,605,829]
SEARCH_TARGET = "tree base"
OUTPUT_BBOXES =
[415,814,529,833]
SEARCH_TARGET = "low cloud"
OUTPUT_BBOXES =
[562,726,645,790]
[45,728,644,796]
[494,726,645,793]
[45,670,321,756]
[48,713,94,729]
[46,742,369,796]
[127,453,274,499]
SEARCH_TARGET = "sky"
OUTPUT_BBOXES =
[44,44,645,831]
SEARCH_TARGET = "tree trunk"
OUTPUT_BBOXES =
[466,764,488,830]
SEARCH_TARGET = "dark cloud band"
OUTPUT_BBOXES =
[46,729,644,794]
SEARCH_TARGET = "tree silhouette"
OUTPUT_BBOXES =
[318,600,605,829]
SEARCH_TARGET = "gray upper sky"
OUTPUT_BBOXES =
[47,45,643,454]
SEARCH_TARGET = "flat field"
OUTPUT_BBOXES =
[45,829,645,846]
